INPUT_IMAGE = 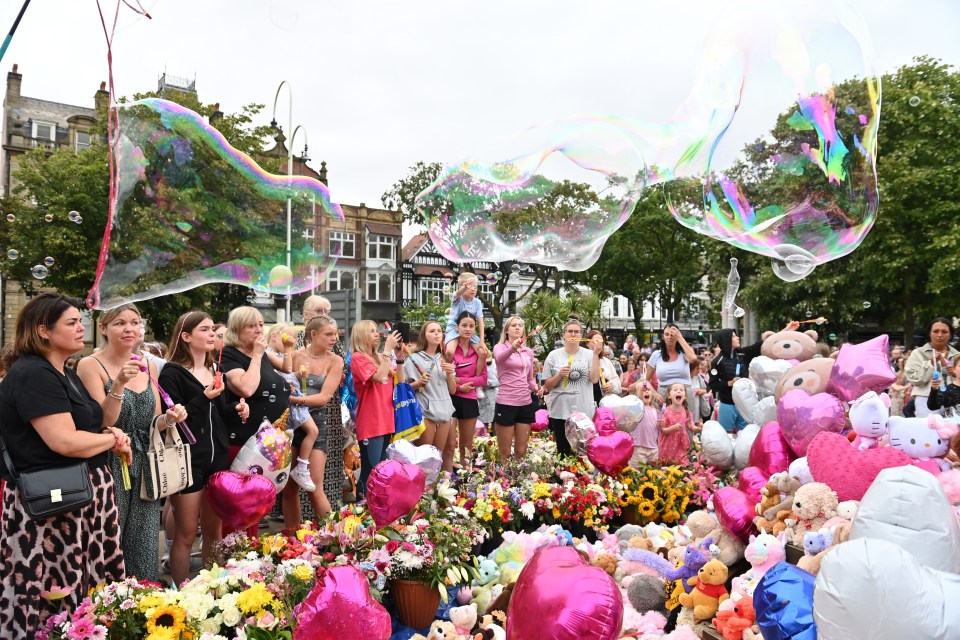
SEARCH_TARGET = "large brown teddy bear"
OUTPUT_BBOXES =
[786,482,839,546]
[761,329,820,362]
[686,511,745,568]
[773,357,836,402]
[678,559,729,622]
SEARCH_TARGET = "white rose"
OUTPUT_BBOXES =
[222,606,242,627]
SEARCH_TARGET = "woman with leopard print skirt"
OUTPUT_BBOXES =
[0,293,133,635]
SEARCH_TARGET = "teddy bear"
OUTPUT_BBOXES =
[592,552,619,577]
[801,528,833,556]
[761,329,820,362]
[755,479,781,518]
[786,482,839,546]
[678,558,729,622]
[713,598,756,640]
[754,472,802,528]
[449,603,478,637]
[773,357,836,402]
[410,620,460,640]
[470,614,506,640]
[686,510,745,568]
[796,521,852,576]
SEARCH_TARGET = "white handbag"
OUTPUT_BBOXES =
[141,416,193,500]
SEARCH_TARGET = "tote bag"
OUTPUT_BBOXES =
[392,381,425,443]
[141,417,193,500]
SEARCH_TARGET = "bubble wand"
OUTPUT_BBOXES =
[118,452,131,491]
[562,353,576,388]
[214,346,223,389]
[132,354,196,444]
[794,317,828,325]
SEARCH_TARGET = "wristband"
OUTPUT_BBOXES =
[108,390,124,401]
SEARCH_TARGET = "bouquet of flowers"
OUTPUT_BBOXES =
[686,437,738,507]
[618,463,694,525]
[529,461,623,530]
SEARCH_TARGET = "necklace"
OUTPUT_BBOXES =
[305,348,331,360]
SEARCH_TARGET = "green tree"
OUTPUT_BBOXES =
[0,92,290,338]
[520,290,604,356]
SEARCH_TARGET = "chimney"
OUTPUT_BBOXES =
[6,64,22,103]
[319,160,328,186]
[94,81,109,117]
[209,102,223,125]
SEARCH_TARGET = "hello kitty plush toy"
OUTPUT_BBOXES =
[849,391,889,451]
[888,415,960,474]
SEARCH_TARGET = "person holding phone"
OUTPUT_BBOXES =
[905,317,959,417]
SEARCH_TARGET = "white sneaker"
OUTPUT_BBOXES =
[290,466,316,492]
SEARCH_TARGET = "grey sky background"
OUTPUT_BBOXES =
[5,0,960,216]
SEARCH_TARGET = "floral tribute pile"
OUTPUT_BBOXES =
[40,433,729,639]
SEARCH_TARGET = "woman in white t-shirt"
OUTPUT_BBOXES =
[649,323,698,415]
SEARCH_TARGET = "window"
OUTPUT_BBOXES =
[75,130,91,150]
[367,272,393,301]
[507,289,517,313]
[613,297,620,317]
[478,283,494,307]
[419,279,445,305]
[32,121,55,140]
[327,270,354,292]
[302,227,315,239]
[367,234,395,261]
[329,231,355,258]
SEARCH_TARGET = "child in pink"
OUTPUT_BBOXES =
[658,383,693,464]
[630,380,660,467]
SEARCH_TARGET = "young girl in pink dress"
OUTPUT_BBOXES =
[658,383,694,464]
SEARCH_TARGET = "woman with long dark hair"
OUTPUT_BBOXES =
[446,311,488,470]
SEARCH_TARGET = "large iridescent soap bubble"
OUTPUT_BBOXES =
[659,0,880,281]
[88,98,343,309]
[419,0,879,280]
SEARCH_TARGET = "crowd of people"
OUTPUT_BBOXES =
[0,283,953,634]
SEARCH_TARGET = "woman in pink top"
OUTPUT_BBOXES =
[446,311,488,470]
[349,320,401,499]
[492,316,538,462]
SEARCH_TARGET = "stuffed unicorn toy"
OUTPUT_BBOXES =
[731,532,787,602]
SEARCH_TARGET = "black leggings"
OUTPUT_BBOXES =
[549,418,574,457]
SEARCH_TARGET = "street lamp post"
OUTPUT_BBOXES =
[271,80,310,323]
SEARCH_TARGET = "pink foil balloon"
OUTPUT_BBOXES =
[366,460,425,528]
[593,407,618,436]
[507,546,623,640]
[749,422,796,477]
[206,470,276,532]
[777,389,846,456]
[714,485,759,542]
[827,334,897,403]
[587,431,634,476]
[532,409,549,432]
[738,466,770,504]
[294,565,391,640]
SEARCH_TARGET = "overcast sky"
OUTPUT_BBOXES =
[5,0,960,214]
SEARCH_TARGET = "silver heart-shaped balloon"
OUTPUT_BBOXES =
[386,440,443,484]
[598,394,644,433]
[565,412,598,455]
[749,356,793,398]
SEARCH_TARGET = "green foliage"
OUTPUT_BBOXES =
[381,161,443,225]
[521,290,604,355]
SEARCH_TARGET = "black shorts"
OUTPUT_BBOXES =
[181,451,229,494]
[494,401,537,427]
[292,409,329,454]
[451,395,480,419]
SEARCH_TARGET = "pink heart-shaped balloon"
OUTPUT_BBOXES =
[593,407,618,436]
[714,485,759,543]
[206,471,276,532]
[807,431,911,501]
[507,546,623,640]
[532,409,549,433]
[749,422,796,477]
[738,466,770,504]
[587,431,634,476]
[294,565,391,640]
[366,460,425,528]
[777,389,846,456]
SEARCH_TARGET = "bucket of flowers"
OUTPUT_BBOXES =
[618,463,694,525]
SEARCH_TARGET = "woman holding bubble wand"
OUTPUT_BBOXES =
[77,303,185,583]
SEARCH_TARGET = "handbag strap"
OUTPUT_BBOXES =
[0,428,19,478]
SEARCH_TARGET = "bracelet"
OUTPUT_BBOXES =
[108,390,124,401]
[164,414,176,427]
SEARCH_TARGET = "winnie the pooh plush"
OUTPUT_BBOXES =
[678,559,729,622]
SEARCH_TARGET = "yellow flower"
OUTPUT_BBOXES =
[292,564,314,581]
[237,582,275,615]
[552,507,561,519]
[662,510,680,524]
[146,629,179,640]
[260,534,285,556]
[638,482,659,503]
[637,502,656,518]
[146,604,188,636]
[138,594,165,613]
[342,515,362,537]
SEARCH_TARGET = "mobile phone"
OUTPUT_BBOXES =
[395,321,411,344]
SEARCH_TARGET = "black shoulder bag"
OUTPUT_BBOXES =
[0,373,94,520]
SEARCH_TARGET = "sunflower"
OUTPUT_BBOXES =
[146,604,187,636]
[661,510,680,524]
[637,502,656,518]
[637,482,659,503]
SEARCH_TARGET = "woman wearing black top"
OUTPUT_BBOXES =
[158,311,249,585]
[709,321,799,433]
[0,293,132,635]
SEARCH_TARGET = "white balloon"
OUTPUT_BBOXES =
[749,356,792,398]
[387,440,443,484]
[733,423,760,469]
[815,538,960,640]
[598,394,645,433]
[789,457,814,485]
[700,420,734,469]
[230,417,293,494]
[732,379,778,425]
[851,465,960,573]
